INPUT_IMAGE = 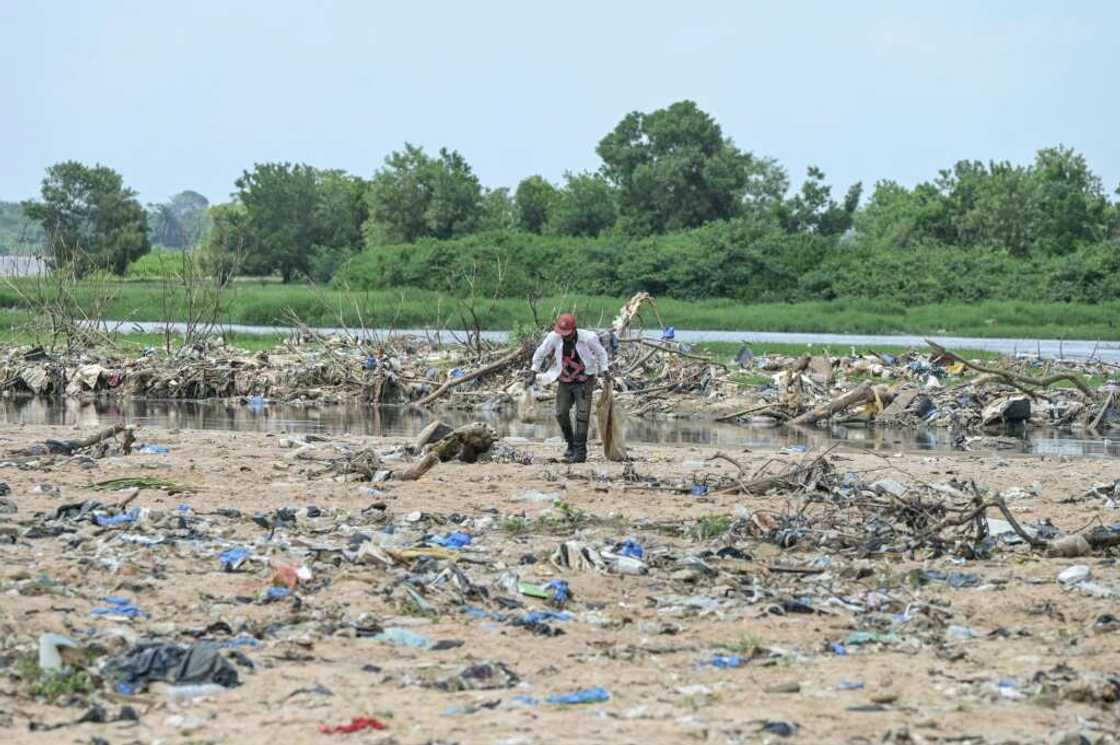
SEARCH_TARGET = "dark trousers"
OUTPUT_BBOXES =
[556,376,595,445]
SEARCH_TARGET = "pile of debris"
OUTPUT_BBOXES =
[1,294,1116,436]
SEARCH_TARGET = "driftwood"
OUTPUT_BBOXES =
[415,343,530,407]
[396,451,440,481]
[13,424,134,456]
[715,403,777,423]
[610,292,662,339]
[620,338,729,370]
[1088,390,1115,433]
[789,382,874,426]
[925,338,1096,399]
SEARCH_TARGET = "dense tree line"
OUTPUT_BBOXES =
[19,100,1120,301]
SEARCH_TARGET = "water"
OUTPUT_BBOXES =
[3,397,1117,459]
[107,321,1120,362]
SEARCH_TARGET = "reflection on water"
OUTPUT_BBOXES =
[2,396,1117,458]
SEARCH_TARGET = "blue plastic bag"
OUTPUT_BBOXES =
[546,579,570,607]
[618,538,645,559]
[94,507,140,527]
[219,547,250,571]
[431,531,472,549]
[661,326,676,341]
[710,655,744,669]
[547,687,610,705]
[138,444,169,455]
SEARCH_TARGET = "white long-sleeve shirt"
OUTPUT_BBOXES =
[531,329,610,386]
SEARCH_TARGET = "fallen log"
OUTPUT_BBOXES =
[925,338,1097,399]
[415,343,529,407]
[789,382,873,426]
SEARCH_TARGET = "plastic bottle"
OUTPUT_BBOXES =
[167,683,227,703]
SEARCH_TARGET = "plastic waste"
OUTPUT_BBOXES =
[219,547,250,571]
[837,680,864,690]
[167,683,227,703]
[265,587,292,602]
[319,717,385,734]
[94,507,141,527]
[690,484,709,497]
[761,721,798,737]
[545,579,571,608]
[829,642,848,655]
[617,538,645,559]
[1058,565,1091,584]
[373,627,436,650]
[547,687,610,705]
[735,344,753,367]
[450,368,465,379]
[709,655,744,669]
[104,640,240,691]
[91,596,148,619]
[38,633,78,672]
[431,531,472,549]
[138,444,170,454]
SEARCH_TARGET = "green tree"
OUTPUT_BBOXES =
[147,190,211,248]
[364,144,482,244]
[777,166,862,236]
[547,172,618,237]
[200,202,251,285]
[234,163,322,281]
[514,175,556,233]
[596,100,769,235]
[1028,146,1109,255]
[22,161,150,275]
[479,187,515,232]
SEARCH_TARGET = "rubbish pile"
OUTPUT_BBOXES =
[1,294,1116,437]
[1,425,1119,741]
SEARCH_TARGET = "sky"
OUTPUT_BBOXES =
[3,1,1118,206]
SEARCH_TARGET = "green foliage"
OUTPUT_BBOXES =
[547,172,617,237]
[694,514,731,541]
[200,202,250,285]
[22,161,150,275]
[125,249,186,278]
[597,100,784,235]
[514,175,557,234]
[479,187,515,232]
[16,654,96,703]
[364,144,482,244]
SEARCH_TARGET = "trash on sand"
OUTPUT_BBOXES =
[104,641,241,692]
[38,633,79,672]
[319,717,385,734]
[138,444,170,454]
[547,687,610,705]
[708,655,745,669]
[219,547,251,571]
[91,596,149,620]
[431,531,472,548]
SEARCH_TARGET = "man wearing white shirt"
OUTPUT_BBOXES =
[530,313,610,462]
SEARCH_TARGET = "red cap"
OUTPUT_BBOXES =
[554,313,576,335]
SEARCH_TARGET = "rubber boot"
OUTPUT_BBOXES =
[556,415,576,461]
[571,415,590,463]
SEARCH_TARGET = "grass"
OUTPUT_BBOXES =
[16,654,96,703]
[693,514,731,541]
[3,279,1120,340]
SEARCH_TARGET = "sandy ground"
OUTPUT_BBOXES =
[0,423,1118,745]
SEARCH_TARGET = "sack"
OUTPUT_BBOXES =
[595,382,627,461]
[515,382,538,423]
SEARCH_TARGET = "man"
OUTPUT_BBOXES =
[530,313,610,463]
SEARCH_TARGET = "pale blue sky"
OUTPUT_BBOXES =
[3,1,1117,205]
